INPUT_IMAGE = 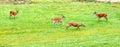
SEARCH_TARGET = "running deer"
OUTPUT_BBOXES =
[10,10,19,18]
[93,11,108,21]
[52,15,65,25]
[66,22,85,29]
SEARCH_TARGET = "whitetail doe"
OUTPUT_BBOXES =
[10,10,19,19]
[66,22,85,30]
[52,15,65,25]
[93,11,108,21]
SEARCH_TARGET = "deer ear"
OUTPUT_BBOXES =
[63,16,65,17]
[62,15,65,18]
[93,11,96,14]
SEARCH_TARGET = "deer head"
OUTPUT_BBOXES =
[93,11,97,14]
[80,24,86,27]
[16,10,19,14]
[62,15,65,19]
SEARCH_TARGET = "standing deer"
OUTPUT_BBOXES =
[52,15,65,25]
[66,22,85,30]
[93,11,108,21]
[10,10,19,19]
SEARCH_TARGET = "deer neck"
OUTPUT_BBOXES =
[62,18,65,20]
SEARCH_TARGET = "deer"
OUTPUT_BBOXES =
[52,15,65,25]
[66,22,85,30]
[10,10,19,19]
[93,11,108,21]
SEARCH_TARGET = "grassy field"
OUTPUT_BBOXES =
[30,0,72,2]
[0,2,120,47]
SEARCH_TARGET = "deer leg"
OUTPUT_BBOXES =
[14,16,16,19]
[98,17,100,21]
[104,16,108,21]
[53,21,56,25]
[76,27,80,30]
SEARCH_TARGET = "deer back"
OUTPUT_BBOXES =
[10,11,17,16]
[96,13,107,17]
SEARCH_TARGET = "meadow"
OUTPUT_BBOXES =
[0,1,120,47]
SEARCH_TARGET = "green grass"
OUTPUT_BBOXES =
[30,0,72,2]
[0,2,120,47]
[1,0,72,2]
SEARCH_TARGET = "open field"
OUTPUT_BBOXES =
[0,2,120,47]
